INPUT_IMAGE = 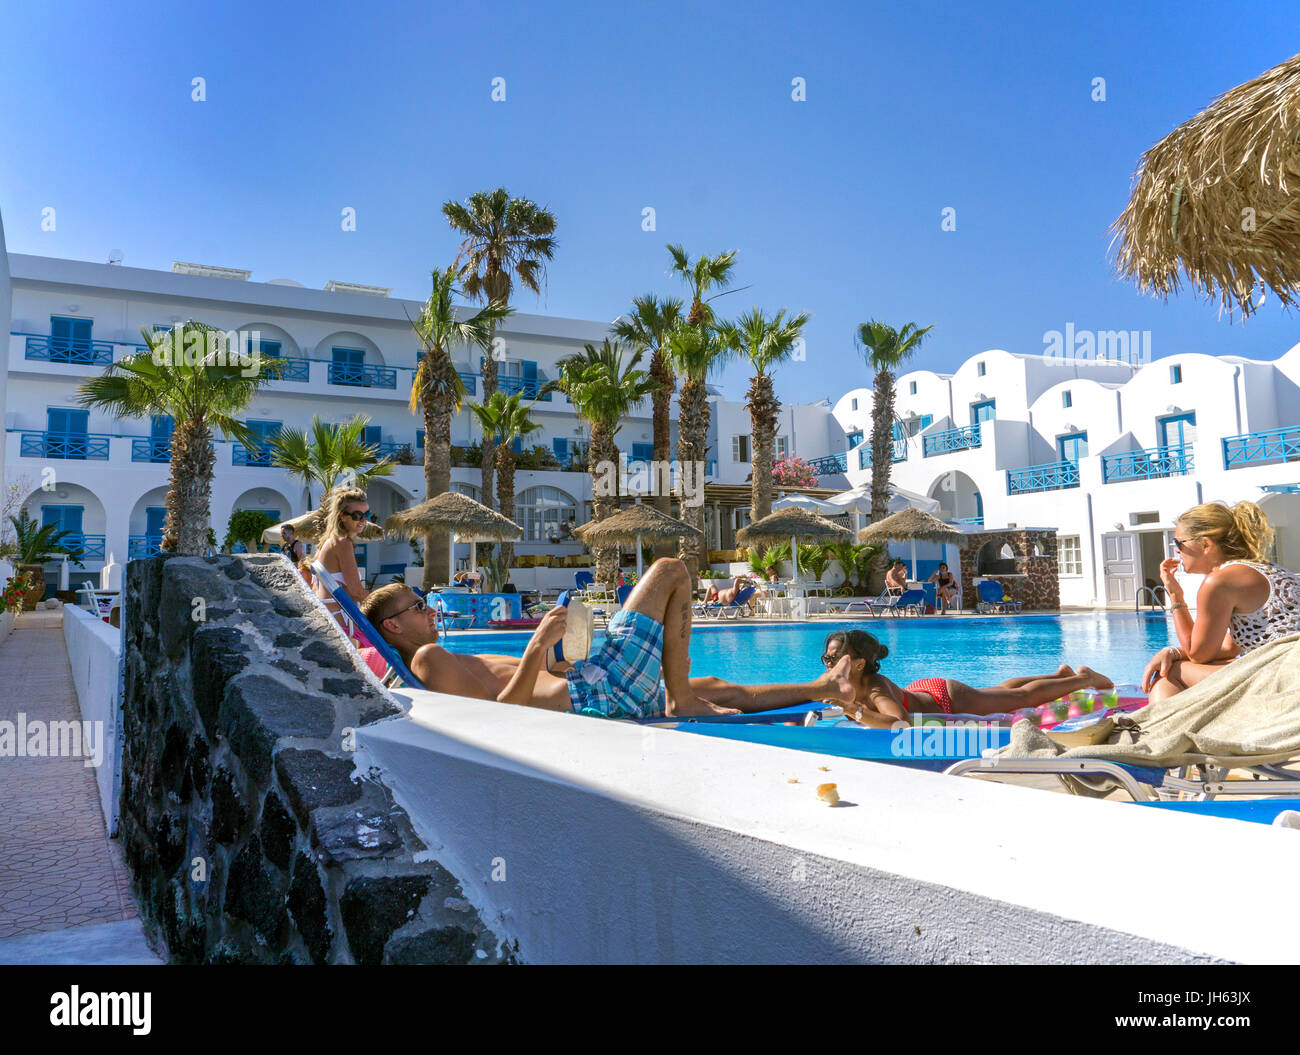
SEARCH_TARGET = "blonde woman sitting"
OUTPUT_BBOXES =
[1143,500,1300,703]
[312,487,373,642]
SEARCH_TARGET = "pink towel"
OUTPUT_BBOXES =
[358,646,388,678]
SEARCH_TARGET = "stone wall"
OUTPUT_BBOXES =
[119,554,508,964]
[958,529,1060,610]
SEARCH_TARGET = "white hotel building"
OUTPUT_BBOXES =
[3,204,1299,607]
[0,219,842,590]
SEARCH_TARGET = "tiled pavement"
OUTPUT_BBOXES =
[0,610,154,960]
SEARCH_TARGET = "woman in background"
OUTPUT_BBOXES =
[312,487,372,641]
[928,561,958,612]
[1143,500,1300,702]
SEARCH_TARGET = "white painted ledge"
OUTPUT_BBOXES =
[357,689,1300,964]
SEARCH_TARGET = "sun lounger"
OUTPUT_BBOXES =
[870,588,926,617]
[635,702,841,726]
[693,583,758,619]
[312,562,425,689]
[976,580,1022,614]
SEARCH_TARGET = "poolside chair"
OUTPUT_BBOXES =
[870,588,926,617]
[693,582,758,619]
[311,562,425,690]
[591,583,634,629]
[574,571,595,591]
[976,580,1021,614]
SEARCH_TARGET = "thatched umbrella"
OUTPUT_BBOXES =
[1112,52,1300,318]
[736,507,850,579]
[858,507,964,579]
[385,491,522,585]
[573,503,701,579]
[262,509,384,546]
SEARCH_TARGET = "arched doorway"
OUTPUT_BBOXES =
[928,470,982,524]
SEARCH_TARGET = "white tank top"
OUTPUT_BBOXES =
[1221,560,1300,654]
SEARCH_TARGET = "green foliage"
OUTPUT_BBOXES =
[223,509,277,553]
[544,339,658,435]
[854,320,935,374]
[8,511,84,566]
[479,554,510,593]
[407,264,510,415]
[269,414,395,502]
[467,391,543,452]
[798,543,831,582]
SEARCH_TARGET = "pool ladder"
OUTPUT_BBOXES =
[1135,585,1168,613]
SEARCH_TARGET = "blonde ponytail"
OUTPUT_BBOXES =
[1179,500,1274,562]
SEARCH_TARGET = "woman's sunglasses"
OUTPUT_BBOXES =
[1173,536,1198,552]
[342,510,372,522]
[821,652,844,668]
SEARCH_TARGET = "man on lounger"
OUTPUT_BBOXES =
[360,558,855,719]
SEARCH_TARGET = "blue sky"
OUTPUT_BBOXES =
[2,0,1298,403]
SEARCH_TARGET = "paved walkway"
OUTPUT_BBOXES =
[0,609,159,962]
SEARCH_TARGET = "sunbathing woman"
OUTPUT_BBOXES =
[821,629,1114,727]
[1142,500,1300,703]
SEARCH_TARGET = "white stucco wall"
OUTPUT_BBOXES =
[63,604,123,832]
[357,690,1300,964]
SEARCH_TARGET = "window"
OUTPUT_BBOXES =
[631,442,654,462]
[1062,390,1072,408]
[1058,535,1082,576]
[50,316,92,357]
[977,361,986,377]
[851,398,858,411]
[363,425,382,447]
[731,435,751,462]
[775,436,788,458]
[1170,364,1183,384]
[518,486,578,541]
[1158,412,1196,448]
[909,381,918,395]
[331,347,366,385]
[1057,431,1088,464]
[42,505,84,537]
[417,429,425,448]
[846,430,864,449]
[451,482,481,501]
[971,400,996,425]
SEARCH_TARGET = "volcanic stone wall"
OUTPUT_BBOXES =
[957,529,1061,610]
[119,553,508,964]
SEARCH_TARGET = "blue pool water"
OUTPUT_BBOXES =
[441,613,1174,691]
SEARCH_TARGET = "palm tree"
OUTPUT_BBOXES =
[855,320,934,589]
[442,188,558,511]
[717,307,811,527]
[77,321,286,555]
[269,415,395,505]
[611,295,683,550]
[666,322,732,579]
[545,340,657,587]
[409,266,511,587]
[666,244,740,326]
[466,392,542,568]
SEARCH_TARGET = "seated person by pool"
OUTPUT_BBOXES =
[821,629,1114,728]
[359,558,856,719]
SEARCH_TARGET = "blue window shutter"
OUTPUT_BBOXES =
[246,420,282,443]
[43,505,84,535]
[151,415,174,438]
[333,347,364,366]
[553,438,568,458]
[48,408,89,435]
[417,429,425,448]
[145,507,167,536]
[363,425,381,446]
[920,414,933,429]
[512,436,523,454]
[523,360,537,381]
[632,442,653,461]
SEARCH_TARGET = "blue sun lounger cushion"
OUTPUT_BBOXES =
[311,562,425,690]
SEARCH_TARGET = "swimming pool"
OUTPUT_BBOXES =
[441,613,1174,690]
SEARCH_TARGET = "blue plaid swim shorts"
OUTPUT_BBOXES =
[564,608,668,719]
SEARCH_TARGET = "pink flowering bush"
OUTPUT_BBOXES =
[772,456,818,488]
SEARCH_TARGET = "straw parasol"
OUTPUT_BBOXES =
[384,491,522,584]
[262,509,383,546]
[858,508,964,580]
[736,507,850,578]
[1111,52,1300,319]
[573,503,701,579]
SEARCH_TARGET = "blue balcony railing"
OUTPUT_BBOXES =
[857,440,908,468]
[233,443,276,467]
[1222,425,1300,469]
[956,516,984,527]
[129,535,166,559]
[457,370,478,395]
[19,431,111,460]
[923,424,982,457]
[131,437,171,463]
[807,452,849,475]
[327,362,397,389]
[23,334,115,366]
[277,357,311,382]
[496,376,543,398]
[1102,443,1194,483]
[370,442,414,461]
[1006,460,1080,495]
[64,534,107,561]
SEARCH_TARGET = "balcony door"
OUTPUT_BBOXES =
[47,407,89,459]
[50,316,92,359]
[146,507,167,540]
[42,505,84,543]
[1102,531,1139,604]
[971,400,996,426]
[1158,412,1196,449]
[1056,432,1088,464]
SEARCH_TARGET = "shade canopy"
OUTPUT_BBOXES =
[1111,52,1300,318]
[772,493,839,514]
[573,504,701,545]
[384,490,523,542]
[737,507,851,546]
[858,507,964,546]
[823,483,940,516]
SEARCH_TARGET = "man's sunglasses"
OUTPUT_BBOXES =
[385,598,427,620]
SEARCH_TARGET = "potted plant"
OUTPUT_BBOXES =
[8,511,85,610]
